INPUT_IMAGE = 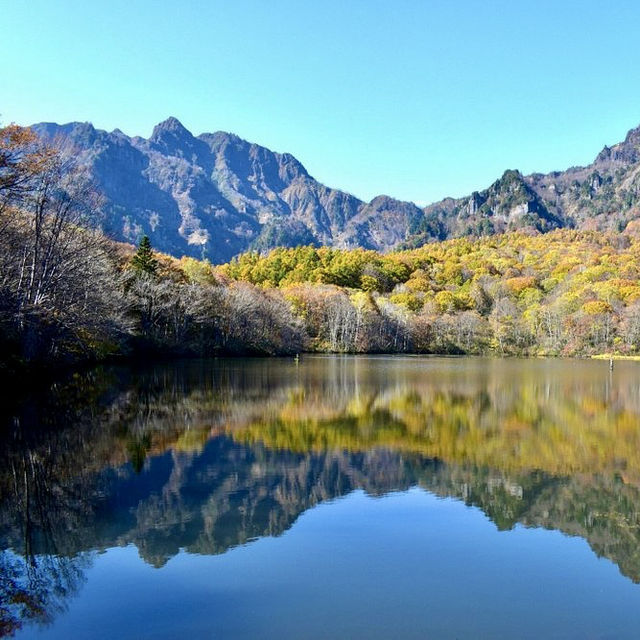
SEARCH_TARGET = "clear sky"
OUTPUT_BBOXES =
[2,0,640,204]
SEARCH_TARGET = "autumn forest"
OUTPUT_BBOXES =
[2,123,640,373]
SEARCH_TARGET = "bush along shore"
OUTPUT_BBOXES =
[3,124,640,373]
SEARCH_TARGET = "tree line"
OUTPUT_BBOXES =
[0,125,305,372]
[222,230,640,356]
[3,123,640,372]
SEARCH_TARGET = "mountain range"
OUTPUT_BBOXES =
[32,117,640,262]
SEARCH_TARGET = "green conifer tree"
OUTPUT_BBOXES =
[130,235,158,275]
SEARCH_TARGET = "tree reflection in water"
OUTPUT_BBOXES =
[1,412,97,636]
[2,356,640,635]
[0,550,88,637]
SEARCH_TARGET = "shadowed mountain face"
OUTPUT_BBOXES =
[31,119,640,261]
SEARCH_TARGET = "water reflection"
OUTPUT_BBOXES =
[2,356,640,635]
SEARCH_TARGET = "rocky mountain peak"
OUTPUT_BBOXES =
[28,117,640,262]
[595,123,640,166]
[623,123,640,146]
[496,168,524,187]
[149,116,198,155]
[278,151,309,181]
[152,116,190,136]
[32,121,97,145]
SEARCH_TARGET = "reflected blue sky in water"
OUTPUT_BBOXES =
[5,356,640,639]
[18,488,640,640]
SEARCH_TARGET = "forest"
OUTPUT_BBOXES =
[2,123,640,372]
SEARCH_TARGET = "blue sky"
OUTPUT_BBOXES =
[2,0,640,204]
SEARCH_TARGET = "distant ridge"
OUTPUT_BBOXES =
[32,118,640,262]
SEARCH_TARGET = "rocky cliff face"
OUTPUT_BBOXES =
[402,125,640,248]
[524,124,640,233]
[32,118,640,261]
[33,117,366,262]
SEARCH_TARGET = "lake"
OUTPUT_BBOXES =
[2,355,640,639]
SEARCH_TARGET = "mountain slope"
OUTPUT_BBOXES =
[33,117,366,262]
[400,125,640,249]
[32,118,640,261]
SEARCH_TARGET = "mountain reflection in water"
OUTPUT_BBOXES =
[2,355,640,636]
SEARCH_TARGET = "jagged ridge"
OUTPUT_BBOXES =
[32,118,640,261]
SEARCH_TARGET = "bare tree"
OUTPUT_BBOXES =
[0,125,55,216]
[0,134,124,362]
[621,302,640,352]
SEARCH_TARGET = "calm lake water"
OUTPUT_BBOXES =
[3,355,640,639]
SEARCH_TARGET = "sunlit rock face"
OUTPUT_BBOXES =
[31,118,364,262]
[31,118,640,261]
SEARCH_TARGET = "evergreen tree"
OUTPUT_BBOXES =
[131,235,158,275]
